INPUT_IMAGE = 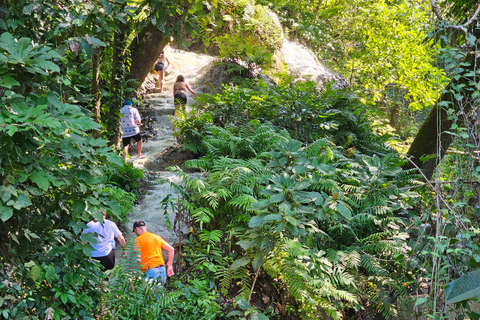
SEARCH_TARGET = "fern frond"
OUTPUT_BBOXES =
[198,229,223,246]
[227,194,257,210]
[360,253,388,276]
[192,207,214,228]
[184,159,211,171]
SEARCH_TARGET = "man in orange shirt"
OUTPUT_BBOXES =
[132,220,175,284]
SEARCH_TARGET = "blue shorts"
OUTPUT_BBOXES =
[145,265,166,284]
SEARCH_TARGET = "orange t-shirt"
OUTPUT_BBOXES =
[135,232,166,271]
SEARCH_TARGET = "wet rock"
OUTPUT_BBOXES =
[143,144,197,172]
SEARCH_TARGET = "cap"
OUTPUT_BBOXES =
[132,220,146,232]
[124,99,132,105]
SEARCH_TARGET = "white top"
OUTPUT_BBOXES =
[120,104,141,138]
[83,219,122,257]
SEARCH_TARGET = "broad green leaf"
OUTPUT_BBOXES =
[252,251,264,271]
[292,165,307,174]
[236,297,249,310]
[276,221,285,233]
[415,297,428,306]
[60,293,68,305]
[0,206,13,222]
[293,179,311,190]
[30,265,42,282]
[106,152,124,167]
[445,268,480,303]
[29,58,60,73]
[45,264,55,284]
[30,170,50,191]
[8,193,32,210]
[68,117,101,131]
[248,200,270,211]
[263,214,282,222]
[251,314,269,320]
[0,185,18,202]
[0,75,19,88]
[230,257,250,270]
[285,222,298,235]
[269,193,284,203]
[226,311,243,317]
[249,215,266,228]
[336,201,352,220]
[285,215,297,226]
[287,139,302,152]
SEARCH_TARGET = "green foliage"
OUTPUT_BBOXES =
[175,70,423,317]
[189,0,282,70]
[100,239,223,320]
[227,296,270,319]
[0,32,137,319]
[445,268,480,304]
[194,81,389,154]
[169,108,213,154]
[262,0,448,136]
[101,239,169,319]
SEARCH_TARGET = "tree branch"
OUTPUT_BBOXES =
[429,0,480,33]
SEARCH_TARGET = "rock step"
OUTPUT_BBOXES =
[145,97,168,106]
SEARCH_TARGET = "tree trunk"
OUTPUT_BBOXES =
[404,29,479,179]
[128,21,166,89]
[92,48,101,139]
[127,0,196,88]
[108,24,127,148]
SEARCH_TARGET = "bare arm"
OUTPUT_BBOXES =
[185,83,198,97]
[116,234,126,248]
[162,242,175,277]
[165,57,170,70]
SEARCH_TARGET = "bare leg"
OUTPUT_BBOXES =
[159,71,164,91]
[123,145,129,163]
[137,140,145,159]
[156,71,161,88]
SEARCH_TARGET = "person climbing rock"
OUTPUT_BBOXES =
[132,220,175,284]
[173,74,198,115]
[154,50,170,91]
[83,211,126,271]
[120,99,145,162]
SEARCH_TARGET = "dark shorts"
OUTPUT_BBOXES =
[93,249,115,271]
[154,62,165,72]
[174,92,187,105]
[122,133,142,147]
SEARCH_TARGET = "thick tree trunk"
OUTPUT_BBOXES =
[404,29,479,179]
[108,24,127,148]
[92,48,101,139]
[128,22,166,89]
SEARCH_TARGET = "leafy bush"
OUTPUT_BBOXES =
[100,239,223,320]
[193,80,390,155]
[0,32,138,319]
[179,130,420,318]
[190,0,282,71]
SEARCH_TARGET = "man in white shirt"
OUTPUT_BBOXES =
[120,99,145,162]
[83,211,126,271]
